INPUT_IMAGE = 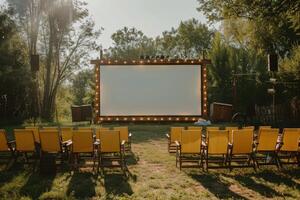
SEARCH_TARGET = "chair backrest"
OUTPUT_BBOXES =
[42,127,58,131]
[170,127,184,143]
[72,130,94,153]
[25,126,40,143]
[259,126,272,130]
[96,127,110,140]
[100,130,120,153]
[242,126,255,131]
[39,130,61,153]
[226,127,239,142]
[187,126,203,131]
[113,127,129,142]
[14,129,35,152]
[206,127,219,131]
[207,130,229,154]
[0,130,9,151]
[257,128,279,151]
[231,129,254,154]
[280,128,300,152]
[180,130,202,153]
[60,127,73,142]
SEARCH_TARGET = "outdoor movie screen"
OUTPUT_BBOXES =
[99,64,202,116]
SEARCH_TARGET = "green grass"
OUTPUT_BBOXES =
[0,123,300,199]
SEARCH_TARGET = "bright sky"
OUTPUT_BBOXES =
[85,0,214,49]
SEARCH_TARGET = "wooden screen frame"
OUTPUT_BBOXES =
[91,59,210,123]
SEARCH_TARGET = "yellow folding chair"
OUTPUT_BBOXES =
[39,129,65,157]
[255,128,280,168]
[188,126,203,130]
[25,126,40,144]
[225,127,239,143]
[98,130,126,171]
[228,129,256,171]
[14,129,36,162]
[175,130,203,170]
[278,128,300,166]
[203,130,230,170]
[0,129,15,159]
[95,127,110,141]
[42,127,59,131]
[113,127,132,151]
[166,127,184,153]
[71,130,96,168]
[60,127,73,143]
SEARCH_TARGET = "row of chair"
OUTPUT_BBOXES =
[0,126,132,171]
[167,126,300,171]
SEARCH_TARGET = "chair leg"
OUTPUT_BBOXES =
[179,154,182,170]
[205,150,209,171]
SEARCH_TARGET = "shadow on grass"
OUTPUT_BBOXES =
[103,171,133,197]
[255,170,300,190]
[0,162,23,186]
[189,173,247,199]
[234,175,283,198]
[67,172,96,199]
[20,172,55,199]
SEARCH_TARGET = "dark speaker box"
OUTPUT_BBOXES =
[268,54,278,72]
[31,54,39,72]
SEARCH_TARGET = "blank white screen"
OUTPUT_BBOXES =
[100,65,201,116]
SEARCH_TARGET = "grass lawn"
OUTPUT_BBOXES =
[0,123,300,199]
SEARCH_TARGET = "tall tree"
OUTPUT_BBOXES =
[0,9,32,121]
[157,18,214,58]
[197,0,300,57]
[106,27,156,59]
[8,0,101,120]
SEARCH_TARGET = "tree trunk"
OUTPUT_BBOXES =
[41,16,55,121]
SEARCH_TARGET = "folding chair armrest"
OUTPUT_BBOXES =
[121,140,126,146]
[7,140,15,144]
[64,140,73,147]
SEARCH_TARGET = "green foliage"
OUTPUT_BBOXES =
[107,27,156,59]
[71,69,94,105]
[197,0,300,56]
[157,18,214,58]
[0,9,32,121]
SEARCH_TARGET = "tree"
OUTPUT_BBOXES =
[157,18,214,58]
[8,0,101,120]
[197,0,300,57]
[106,27,156,59]
[71,69,94,105]
[0,9,32,121]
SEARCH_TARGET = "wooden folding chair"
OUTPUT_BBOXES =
[166,127,184,153]
[278,128,300,166]
[71,130,96,169]
[25,126,40,144]
[39,130,67,164]
[225,127,239,143]
[0,129,15,161]
[255,128,281,168]
[203,130,230,171]
[175,130,203,170]
[42,127,59,131]
[98,130,126,171]
[187,126,203,130]
[113,127,132,151]
[95,127,110,141]
[60,127,73,143]
[14,129,37,163]
[228,129,256,171]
